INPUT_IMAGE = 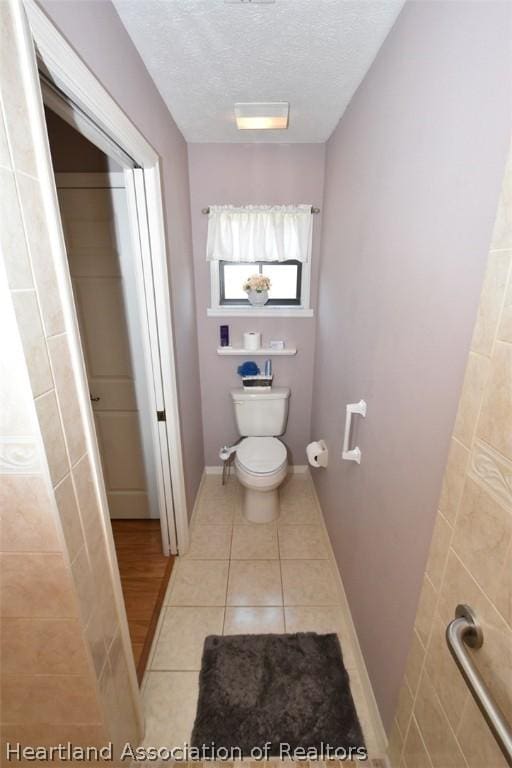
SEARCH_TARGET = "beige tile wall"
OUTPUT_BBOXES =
[388,145,512,768]
[0,0,140,756]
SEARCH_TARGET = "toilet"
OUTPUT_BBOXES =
[230,387,290,523]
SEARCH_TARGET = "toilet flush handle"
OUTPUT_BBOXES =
[342,400,367,464]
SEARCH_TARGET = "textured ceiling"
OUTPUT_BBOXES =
[113,0,405,143]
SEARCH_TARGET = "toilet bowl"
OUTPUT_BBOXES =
[234,436,288,523]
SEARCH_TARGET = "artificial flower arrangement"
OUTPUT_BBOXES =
[243,274,271,293]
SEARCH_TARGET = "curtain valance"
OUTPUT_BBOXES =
[206,204,313,263]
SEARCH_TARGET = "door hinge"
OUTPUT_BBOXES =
[156,410,166,422]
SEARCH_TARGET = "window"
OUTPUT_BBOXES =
[220,260,302,305]
[206,204,314,316]
[208,257,313,317]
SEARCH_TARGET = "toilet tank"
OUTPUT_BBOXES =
[230,387,290,436]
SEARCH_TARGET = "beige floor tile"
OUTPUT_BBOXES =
[195,479,240,524]
[231,523,278,559]
[278,525,329,559]
[166,560,229,606]
[224,606,285,635]
[284,605,347,635]
[195,495,238,525]
[142,471,381,755]
[227,560,283,606]
[184,524,232,559]
[280,474,315,500]
[203,474,242,496]
[151,607,224,670]
[281,560,340,606]
[278,501,321,526]
[142,671,199,748]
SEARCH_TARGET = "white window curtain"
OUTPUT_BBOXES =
[206,204,313,263]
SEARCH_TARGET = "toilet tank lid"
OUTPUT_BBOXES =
[230,387,290,402]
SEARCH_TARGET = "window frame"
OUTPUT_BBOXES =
[219,260,303,306]
[208,258,313,317]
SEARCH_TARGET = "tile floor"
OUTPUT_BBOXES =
[141,472,385,762]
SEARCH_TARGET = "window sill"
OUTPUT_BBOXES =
[207,307,314,318]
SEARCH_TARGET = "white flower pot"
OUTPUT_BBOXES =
[247,289,269,307]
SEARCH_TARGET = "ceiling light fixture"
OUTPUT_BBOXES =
[234,102,289,130]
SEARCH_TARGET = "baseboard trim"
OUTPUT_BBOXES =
[308,474,389,757]
[188,468,208,526]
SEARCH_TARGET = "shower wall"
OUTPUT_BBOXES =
[388,145,512,768]
[0,0,139,751]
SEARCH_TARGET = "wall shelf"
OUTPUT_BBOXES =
[217,346,297,356]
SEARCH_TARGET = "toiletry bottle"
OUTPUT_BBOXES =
[220,325,229,347]
[264,359,272,377]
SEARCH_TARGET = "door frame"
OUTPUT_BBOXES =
[23,0,190,558]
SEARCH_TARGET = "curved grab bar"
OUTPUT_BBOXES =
[446,604,512,767]
[342,399,367,463]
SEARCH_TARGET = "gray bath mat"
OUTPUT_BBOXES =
[190,632,366,757]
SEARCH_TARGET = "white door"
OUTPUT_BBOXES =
[56,172,159,520]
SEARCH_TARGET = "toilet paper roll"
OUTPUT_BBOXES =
[306,440,328,468]
[243,332,261,351]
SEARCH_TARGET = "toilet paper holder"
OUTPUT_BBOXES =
[306,440,329,468]
[342,399,367,463]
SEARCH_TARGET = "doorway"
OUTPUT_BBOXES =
[43,105,177,680]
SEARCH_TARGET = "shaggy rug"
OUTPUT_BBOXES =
[190,632,365,756]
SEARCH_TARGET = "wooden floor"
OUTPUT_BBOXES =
[111,519,174,683]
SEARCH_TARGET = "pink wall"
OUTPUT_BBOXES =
[37,1,204,515]
[188,143,325,466]
[311,0,512,732]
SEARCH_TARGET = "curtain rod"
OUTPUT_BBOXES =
[201,206,320,215]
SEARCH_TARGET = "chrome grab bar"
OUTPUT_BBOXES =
[446,604,512,767]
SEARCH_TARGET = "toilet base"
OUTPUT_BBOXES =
[242,487,280,523]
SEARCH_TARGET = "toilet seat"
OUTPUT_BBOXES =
[236,437,287,476]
